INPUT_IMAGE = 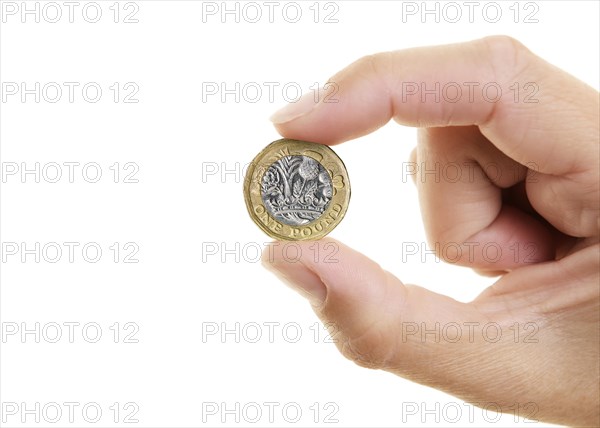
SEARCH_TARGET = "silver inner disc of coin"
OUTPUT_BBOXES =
[261,155,333,226]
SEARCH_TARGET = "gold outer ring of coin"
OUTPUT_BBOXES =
[244,138,351,241]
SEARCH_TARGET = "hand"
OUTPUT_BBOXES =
[262,36,599,427]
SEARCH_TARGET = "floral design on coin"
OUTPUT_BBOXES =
[244,138,350,241]
[261,155,333,226]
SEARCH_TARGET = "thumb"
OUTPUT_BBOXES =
[261,240,599,425]
[262,238,486,374]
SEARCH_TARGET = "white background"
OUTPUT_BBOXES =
[0,1,598,427]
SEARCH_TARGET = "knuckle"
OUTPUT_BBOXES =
[482,35,528,60]
[354,51,394,78]
[337,327,395,370]
[480,35,531,81]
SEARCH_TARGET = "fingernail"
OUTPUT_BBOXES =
[269,87,325,124]
[263,260,327,306]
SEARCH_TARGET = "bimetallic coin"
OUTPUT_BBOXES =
[244,139,350,241]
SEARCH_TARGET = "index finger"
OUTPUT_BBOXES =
[269,36,599,176]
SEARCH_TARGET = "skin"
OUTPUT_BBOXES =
[262,36,599,427]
